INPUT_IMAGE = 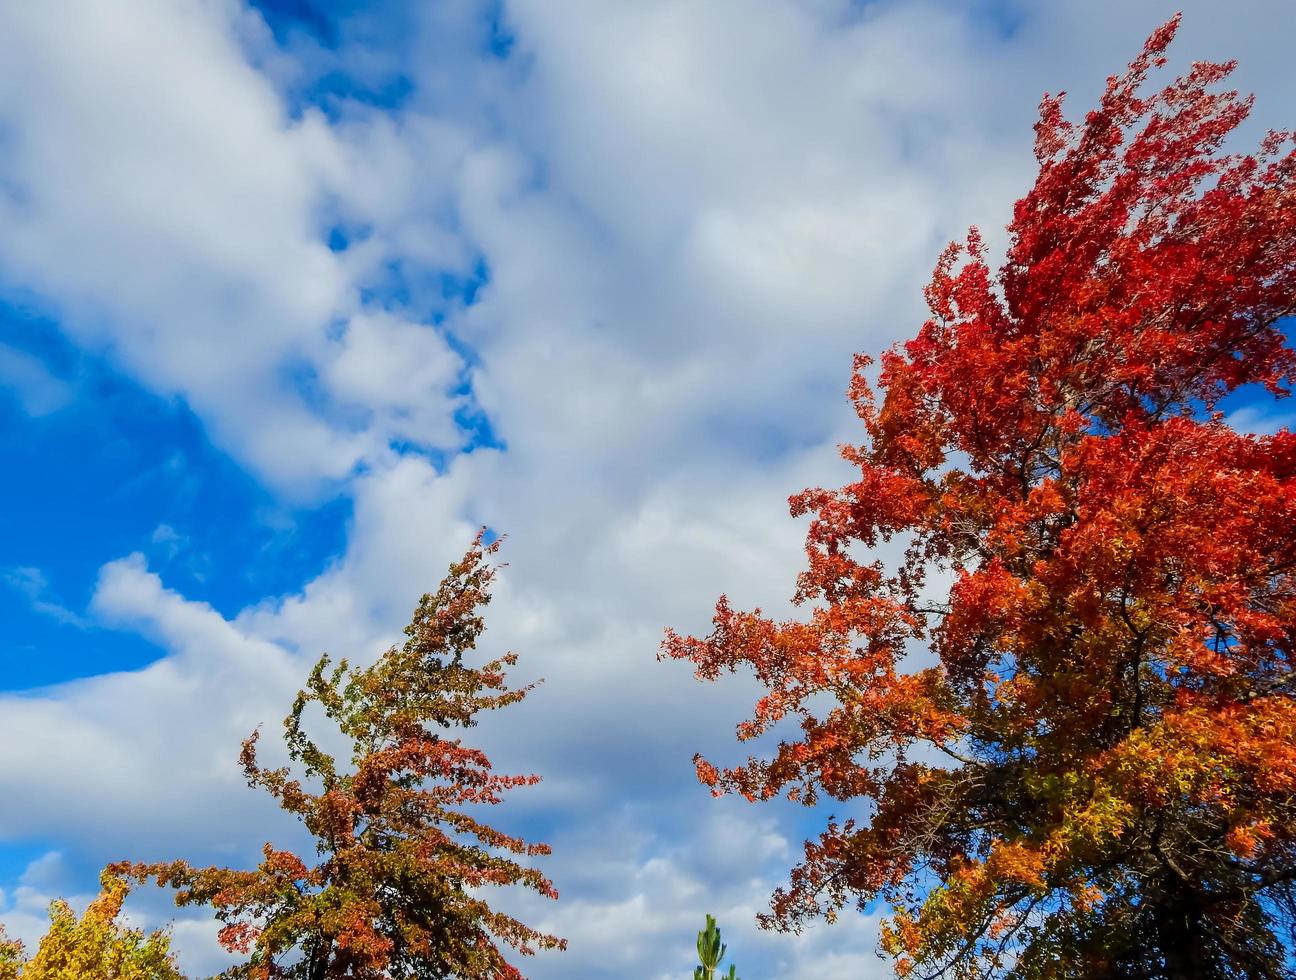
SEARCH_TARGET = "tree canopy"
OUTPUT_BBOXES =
[121,536,564,980]
[0,871,187,980]
[665,16,1296,979]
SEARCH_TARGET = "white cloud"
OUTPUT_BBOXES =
[0,0,471,494]
[1227,402,1295,438]
[320,310,465,449]
[0,556,302,857]
[493,802,887,979]
[2,567,84,627]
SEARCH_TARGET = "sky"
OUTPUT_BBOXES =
[0,1,1293,977]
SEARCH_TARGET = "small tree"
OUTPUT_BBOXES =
[0,928,20,980]
[664,16,1296,980]
[693,914,738,980]
[0,871,187,980]
[121,535,565,979]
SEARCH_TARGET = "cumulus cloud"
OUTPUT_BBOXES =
[320,311,465,450]
[0,555,305,858]
[0,0,472,493]
[2,1,1295,977]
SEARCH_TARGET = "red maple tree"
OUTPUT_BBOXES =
[664,17,1296,979]
[121,535,564,979]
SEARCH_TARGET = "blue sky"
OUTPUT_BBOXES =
[0,2,1293,977]
[0,300,353,684]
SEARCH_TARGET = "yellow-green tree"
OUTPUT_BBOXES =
[0,871,186,980]
[0,924,22,980]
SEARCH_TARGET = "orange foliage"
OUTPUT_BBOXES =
[665,16,1296,979]
[119,535,564,979]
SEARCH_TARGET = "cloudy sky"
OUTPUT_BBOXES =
[0,1,1292,977]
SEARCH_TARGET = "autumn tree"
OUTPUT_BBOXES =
[121,535,565,979]
[0,924,20,980]
[663,17,1296,980]
[0,871,187,980]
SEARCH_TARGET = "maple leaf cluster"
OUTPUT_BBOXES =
[664,15,1296,980]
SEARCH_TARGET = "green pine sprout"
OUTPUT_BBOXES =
[694,914,739,980]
